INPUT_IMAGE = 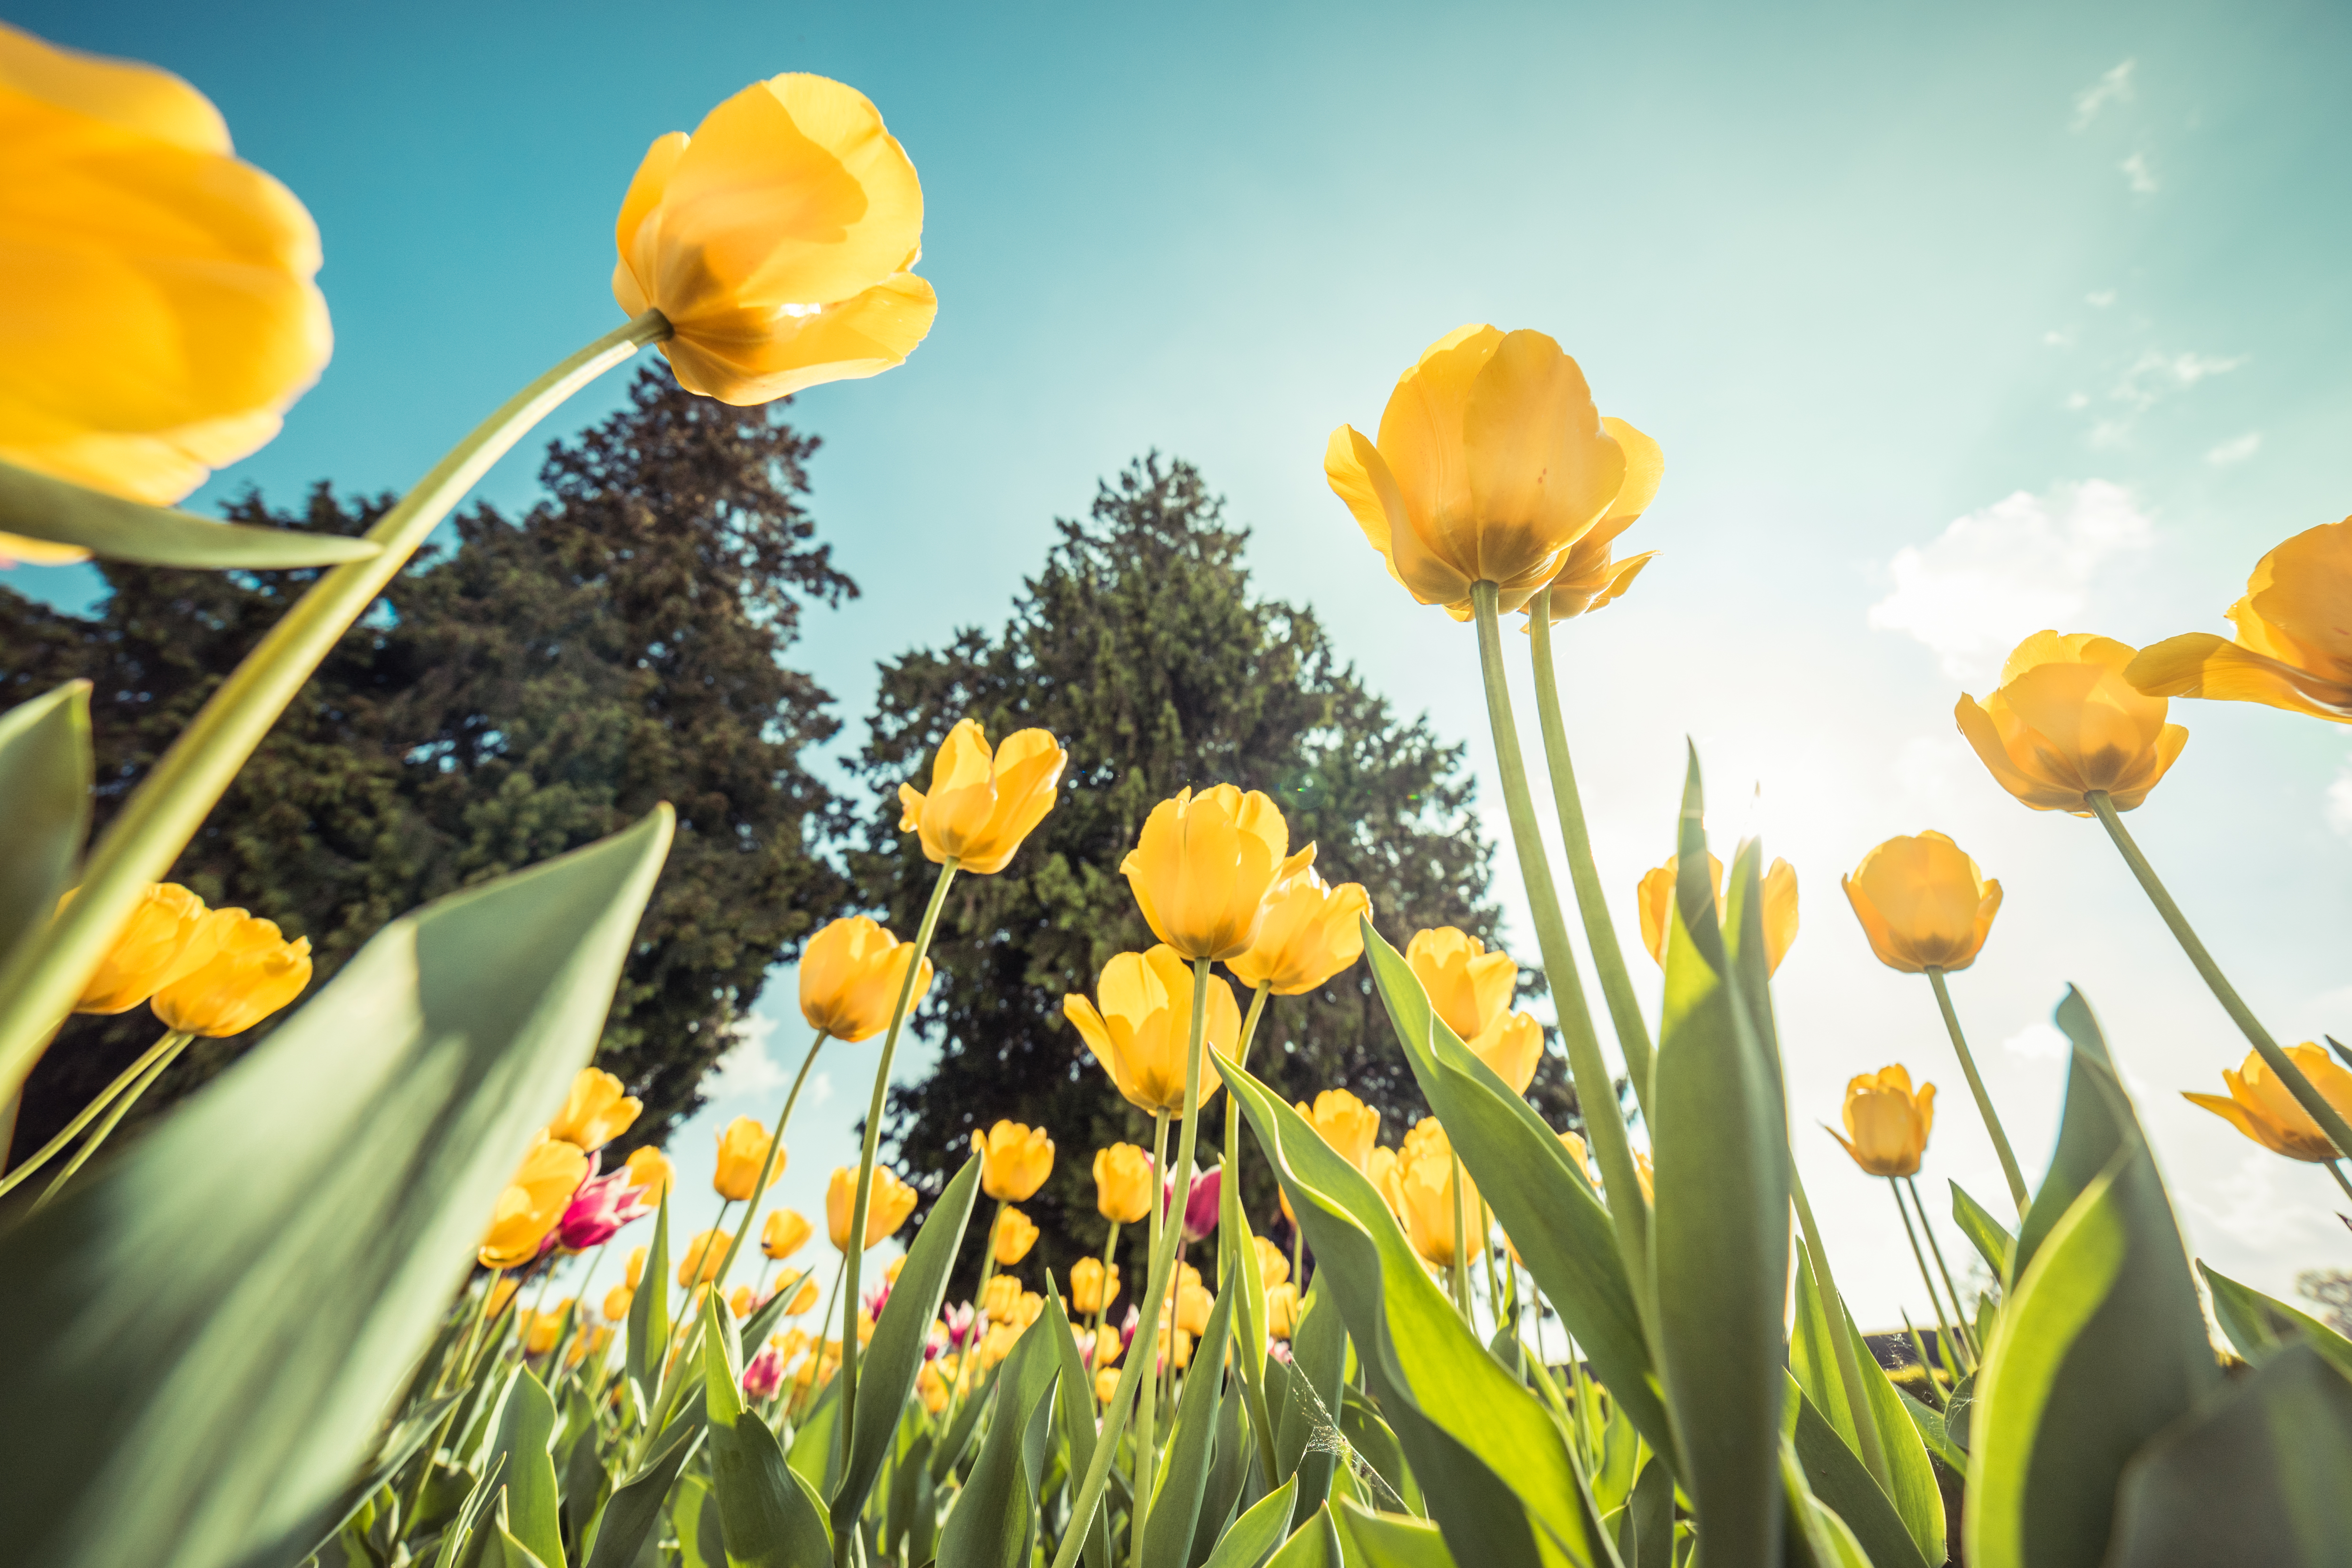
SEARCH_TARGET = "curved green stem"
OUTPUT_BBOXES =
[2088,791,2352,1162]
[34,1029,193,1205]
[1791,1165,1891,1490]
[0,311,670,1102]
[0,1026,189,1196]
[2329,1162,2352,1206]
[1222,983,1271,1193]
[1890,1179,1965,1383]
[707,1026,829,1303]
[1527,589,1656,1120]
[1904,1175,1978,1365]
[1899,1314,1948,1410]
[1924,967,2029,1214]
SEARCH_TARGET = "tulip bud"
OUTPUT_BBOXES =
[992,1205,1039,1266]
[1830,1067,1935,1177]
[1121,785,1296,961]
[1070,1256,1120,1315]
[546,1067,641,1153]
[800,916,934,1042]
[712,1116,784,1202]
[896,719,1066,874]
[762,1207,813,1260]
[981,1273,1023,1323]
[1065,947,1238,1115]
[974,1119,1056,1201]
[1092,1143,1155,1224]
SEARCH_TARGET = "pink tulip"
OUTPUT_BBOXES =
[556,1160,654,1251]
[942,1301,978,1350]
[1182,1167,1221,1243]
[742,1342,786,1399]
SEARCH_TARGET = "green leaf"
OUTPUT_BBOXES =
[1193,1367,1254,1565]
[1042,1283,1111,1568]
[887,1433,934,1563]
[1273,1281,1347,1519]
[1358,921,1676,1472]
[1620,1458,1675,1568]
[1896,1387,1964,1473]
[0,456,385,568]
[1782,1377,1929,1568]
[929,1357,991,1482]
[787,1378,839,1492]
[1200,1479,1299,1568]
[671,1477,724,1568]
[1223,1162,1281,1480]
[627,1196,673,1401]
[0,807,672,1568]
[1336,1390,1414,1518]
[1144,1276,1240,1562]
[2198,1261,2352,1377]
[935,1311,1061,1568]
[0,681,91,968]
[1334,1496,1456,1567]
[1648,756,1788,1568]
[482,1368,567,1568]
[583,1416,704,1568]
[497,1524,556,1568]
[1950,1182,2017,1285]
[294,1388,465,1563]
[703,1309,832,1568]
[2106,1343,2352,1568]
[1778,1438,1873,1568]
[1265,1504,1345,1568]
[1941,1373,1975,1456]
[2010,989,2133,1282]
[1834,1301,1944,1565]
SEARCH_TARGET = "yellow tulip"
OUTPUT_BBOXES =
[762,1208,813,1260]
[2183,1045,2352,1163]
[1092,1329,1122,1368]
[1830,1067,1935,1178]
[479,1134,588,1269]
[522,1301,571,1356]
[678,1228,732,1287]
[1122,785,1298,962]
[897,718,1066,875]
[611,73,933,406]
[885,1254,907,1284]
[624,1244,647,1290]
[1175,1276,1213,1336]
[982,1272,1024,1322]
[545,1068,641,1153]
[1225,851,1370,995]
[731,1284,763,1320]
[1381,1119,1480,1268]
[1842,831,2003,973]
[1093,1143,1155,1224]
[973,1119,1055,1201]
[66,882,225,1014]
[1293,1088,1382,1174]
[993,1204,1040,1266]
[603,1284,634,1322]
[1636,853,1798,974]
[787,1277,820,1315]
[486,1276,521,1319]
[1014,1290,1045,1329]
[1324,325,1635,620]
[977,1322,1019,1370]
[1526,419,1664,623]
[1252,1234,1290,1290]
[2129,518,2352,724]
[1469,1011,1544,1097]
[1070,1256,1120,1314]
[713,1116,785,1201]
[1405,927,1516,1042]
[0,23,330,513]
[1956,631,2188,814]
[148,909,311,1037]
[1094,1365,1122,1405]
[800,915,934,1043]
[827,1164,917,1250]
[1264,1281,1301,1339]
[623,1146,675,1202]
[918,1363,950,1414]
[1064,946,1238,1114]
[568,1325,613,1368]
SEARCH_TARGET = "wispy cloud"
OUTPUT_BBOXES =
[2087,289,2118,308]
[2207,432,2262,466]
[2120,151,2159,193]
[1869,480,2153,682]
[2113,349,2249,412]
[707,1011,788,1098]
[2072,59,2137,130]
[2003,1021,2072,1062]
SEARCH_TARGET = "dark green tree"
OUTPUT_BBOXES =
[848,454,1587,1297]
[2,368,850,1166]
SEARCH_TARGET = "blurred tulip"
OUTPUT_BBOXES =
[66,883,225,1014]
[885,1253,908,1284]
[786,1277,820,1315]
[556,1160,653,1251]
[993,1204,1039,1266]
[2129,518,2352,724]
[981,1273,1023,1323]
[973,1119,1055,1201]
[827,1164,917,1250]
[1168,1328,1195,1370]
[0,23,330,510]
[479,1134,589,1269]
[1843,831,2003,973]
[897,719,1065,874]
[1469,1011,1543,1096]
[1558,1129,1597,1186]
[150,910,310,1036]
[2183,1044,2352,1162]
[1253,1234,1290,1290]
[762,1207,813,1259]
[941,1300,978,1349]
[1526,419,1663,623]
[977,1322,1019,1369]
[1957,631,2187,814]
[731,1283,767,1320]
[522,1301,570,1356]
[545,1068,641,1152]
[677,1228,732,1287]
[1093,1143,1155,1224]
[1294,1088,1381,1172]
[800,915,934,1042]
[1226,852,1370,995]
[1179,1166,1221,1243]
[713,1115,785,1201]
[623,1146,676,1202]
[612,73,933,405]
[1122,785,1297,962]
[1636,852,1798,973]
[1014,1290,1045,1329]
[603,1284,633,1322]
[1071,1256,1120,1314]
[1324,325,1633,619]
[918,1363,950,1413]
[1094,1365,1122,1404]
[1830,1067,1935,1178]
[1174,1276,1213,1336]
[1381,1119,1480,1268]
[1264,1281,1301,1339]
[1405,927,1516,1042]
[486,1275,521,1319]
[741,1340,787,1399]
[1065,946,1238,1114]
[624,1244,648,1290]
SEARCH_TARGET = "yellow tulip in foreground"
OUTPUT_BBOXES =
[762,1207,813,1259]
[1469,1011,1544,1097]
[544,1068,641,1153]
[1842,831,2003,973]
[993,1205,1040,1266]
[828,1164,917,1250]
[66,883,223,1015]
[1956,631,2187,814]
[1093,1142,1155,1224]
[897,718,1067,874]
[1122,785,1298,962]
[1636,852,1798,973]
[2129,517,2352,724]
[2183,1045,2352,1162]
[1225,852,1370,995]
[1070,1256,1120,1314]
[623,1146,675,1202]
[1382,1118,1480,1269]
[1064,946,1238,1114]
[712,1115,785,1201]
[1404,927,1516,1043]
[150,911,311,1037]
[800,916,935,1042]
[0,23,331,512]
[611,73,935,405]
[478,1135,589,1269]
[1324,325,1633,620]
[1830,1067,1935,1178]
[1527,418,1664,623]
[973,1119,1055,1201]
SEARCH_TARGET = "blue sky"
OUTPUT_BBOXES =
[14,0,2352,1326]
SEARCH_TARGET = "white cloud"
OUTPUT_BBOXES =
[1868,480,2153,681]
[707,1011,788,1099]
[2087,289,2118,308]
[2003,1021,2072,1062]
[2120,152,2159,194]
[2044,328,2076,348]
[2206,432,2262,466]
[2327,760,2352,839]
[2072,59,2137,130]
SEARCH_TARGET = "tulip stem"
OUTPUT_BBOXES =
[707,1027,828,1307]
[1900,1314,1948,1410]
[1447,1157,1472,1320]
[0,1026,191,1197]
[1890,1180,1968,1383]
[33,1030,191,1206]
[1527,589,1657,1121]
[2328,1161,2352,1206]
[835,860,957,1543]
[1470,582,1652,1305]
[0,311,671,1105]
[2089,790,2352,1164]
[1903,1175,1979,1366]
[1087,1221,1121,1383]
[1923,967,2030,1214]
[1790,1165,1892,1491]
[1222,983,1272,1206]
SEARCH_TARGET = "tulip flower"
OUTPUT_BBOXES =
[1265,1281,1302,1339]
[713,1115,785,1201]
[1013,1290,1045,1330]
[1064,946,1239,1115]
[149,910,311,1036]
[1070,1256,1120,1315]
[731,1283,770,1320]
[2128,518,2352,724]
[941,1300,978,1349]
[1094,1365,1123,1404]
[486,1276,521,1319]
[1122,785,1298,962]
[1636,853,1799,973]
[65,883,226,1015]
[1253,1234,1291,1290]
[1179,1166,1221,1243]
[2184,1045,2352,1162]
[827,1164,917,1250]
[1172,1273,1213,1337]
[1526,419,1664,623]
[1324,325,1634,619]
[885,1254,908,1285]
[762,1207,813,1260]
[1380,1119,1480,1269]
[623,1146,676,1202]
[0,23,331,511]
[522,1301,571,1357]
[993,1205,1040,1266]
[1405,927,1517,1043]
[800,915,935,1042]
[1295,1089,1382,1172]
[1956,631,2187,814]
[980,1272,1024,1324]
[603,1284,634,1322]
[918,1363,950,1413]
[785,1277,820,1315]
[973,1119,1055,1201]
[479,1134,589,1269]
[897,718,1066,874]
[555,1160,654,1251]
[624,1245,648,1290]
[611,73,934,405]
[545,1067,642,1153]
[1093,1142,1156,1224]
[1225,852,1371,995]
[1469,1011,1544,1096]
[678,1228,732,1287]
[1829,1067,1936,1178]
[1842,831,2003,973]
[741,1340,787,1399]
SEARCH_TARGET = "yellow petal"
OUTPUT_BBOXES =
[1460,329,1624,584]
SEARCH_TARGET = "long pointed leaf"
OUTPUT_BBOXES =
[583,1417,703,1568]
[1144,1280,1239,1562]
[0,681,91,966]
[935,1310,1061,1568]
[1949,1183,2016,1286]
[1200,1479,1298,1568]
[0,457,384,568]
[704,1307,831,1567]
[482,1368,566,1568]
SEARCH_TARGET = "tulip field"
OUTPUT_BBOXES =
[7,19,2352,1568]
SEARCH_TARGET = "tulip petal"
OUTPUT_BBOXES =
[1376,325,1495,563]
[1461,330,1625,585]
[2127,633,2352,723]
[657,271,938,407]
